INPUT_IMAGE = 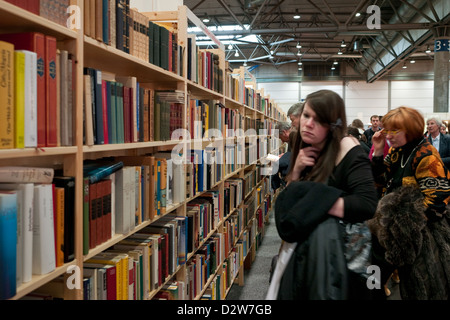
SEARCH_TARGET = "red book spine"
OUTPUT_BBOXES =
[96,180,105,246]
[106,266,117,300]
[45,35,58,147]
[89,182,97,249]
[101,80,109,144]
[104,179,112,242]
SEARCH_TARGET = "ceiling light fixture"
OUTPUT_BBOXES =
[402,62,407,69]
[331,66,336,70]
[337,50,343,55]
[228,44,233,50]
[296,42,301,49]
[297,50,302,56]
[341,40,346,47]
[298,61,302,65]
[426,46,431,53]
[355,12,361,17]
[235,50,239,57]
[202,17,210,23]
[410,59,416,63]
[293,9,300,19]
[298,67,302,71]
[333,60,338,65]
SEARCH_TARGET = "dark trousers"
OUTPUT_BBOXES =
[370,236,396,300]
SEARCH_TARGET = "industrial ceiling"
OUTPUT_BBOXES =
[183,0,449,82]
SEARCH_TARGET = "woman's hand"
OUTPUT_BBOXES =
[290,146,321,181]
[372,129,386,157]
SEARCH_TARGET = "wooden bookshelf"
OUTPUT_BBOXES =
[0,0,285,300]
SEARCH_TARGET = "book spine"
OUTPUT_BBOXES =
[32,184,56,275]
[14,51,25,149]
[0,191,18,299]
[0,41,15,149]
[44,35,57,147]
[20,50,38,148]
[0,167,54,183]
[93,69,104,144]
[86,162,124,184]
[101,80,109,144]
[83,177,90,254]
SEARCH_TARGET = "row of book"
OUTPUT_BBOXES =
[225,70,286,121]
[82,151,257,256]
[188,98,274,141]
[83,68,184,145]
[4,163,267,300]
[188,99,244,140]
[84,0,183,76]
[0,167,75,300]
[201,235,249,300]
[0,32,75,149]
[5,0,70,27]
[82,154,186,254]
[187,35,223,94]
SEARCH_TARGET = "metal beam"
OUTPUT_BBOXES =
[187,23,433,36]
[216,0,246,30]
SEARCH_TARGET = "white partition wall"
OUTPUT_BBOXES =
[391,81,434,116]
[300,81,343,101]
[256,82,300,114]
[345,81,389,126]
[257,79,448,126]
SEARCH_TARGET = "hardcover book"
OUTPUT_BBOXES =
[0,190,18,299]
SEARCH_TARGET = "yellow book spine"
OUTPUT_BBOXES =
[14,51,25,148]
[0,41,15,149]
[122,256,129,300]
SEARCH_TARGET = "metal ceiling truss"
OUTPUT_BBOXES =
[184,0,449,82]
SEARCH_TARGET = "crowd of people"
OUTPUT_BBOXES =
[268,89,450,300]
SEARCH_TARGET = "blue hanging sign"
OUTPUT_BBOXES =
[434,39,450,52]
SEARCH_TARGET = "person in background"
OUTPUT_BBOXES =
[287,102,303,131]
[440,122,448,135]
[426,117,450,169]
[363,115,381,148]
[351,118,369,148]
[347,126,370,154]
[369,106,450,300]
[271,122,294,190]
[276,121,292,148]
[274,90,378,300]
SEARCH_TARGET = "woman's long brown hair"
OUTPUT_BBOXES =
[287,90,347,183]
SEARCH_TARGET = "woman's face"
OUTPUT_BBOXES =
[384,129,407,148]
[300,103,329,150]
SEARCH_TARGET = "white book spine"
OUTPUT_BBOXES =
[115,168,130,234]
[32,184,56,275]
[17,51,37,148]
[128,166,135,231]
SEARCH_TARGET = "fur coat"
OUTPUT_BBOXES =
[368,184,450,300]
